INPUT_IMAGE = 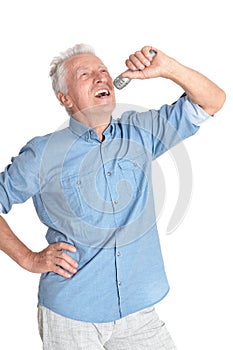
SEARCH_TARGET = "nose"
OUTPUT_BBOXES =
[94,71,107,84]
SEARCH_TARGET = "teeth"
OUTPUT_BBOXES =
[95,89,109,97]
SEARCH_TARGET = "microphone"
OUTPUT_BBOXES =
[113,49,157,90]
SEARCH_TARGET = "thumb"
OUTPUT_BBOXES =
[120,69,144,80]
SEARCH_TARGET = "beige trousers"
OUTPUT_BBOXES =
[38,305,177,350]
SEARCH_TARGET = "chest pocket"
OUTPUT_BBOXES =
[117,153,148,194]
[61,172,94,218]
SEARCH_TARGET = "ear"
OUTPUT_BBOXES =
[57,92,73,108]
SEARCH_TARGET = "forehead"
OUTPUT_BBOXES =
[65,54,106,71]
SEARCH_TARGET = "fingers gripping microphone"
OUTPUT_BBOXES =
[113,49,157,90]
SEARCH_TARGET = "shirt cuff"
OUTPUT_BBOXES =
[184,95,212,126]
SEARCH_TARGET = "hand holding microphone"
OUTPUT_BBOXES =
[114,49,157,89]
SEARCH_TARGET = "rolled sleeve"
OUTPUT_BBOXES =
[184,95,212,126]
[0,137,43,214]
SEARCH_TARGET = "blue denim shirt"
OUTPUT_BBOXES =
[0,95,210,322]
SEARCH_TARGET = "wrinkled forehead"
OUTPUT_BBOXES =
[65,53,106,72]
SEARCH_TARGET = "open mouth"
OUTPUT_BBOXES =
[94,89,110,98]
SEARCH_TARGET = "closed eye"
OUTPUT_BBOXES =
[78,71,90,80]
[99,66,109,74]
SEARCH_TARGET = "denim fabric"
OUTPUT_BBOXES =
[0,95,210,322]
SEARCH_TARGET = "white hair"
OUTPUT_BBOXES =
[49,43,95,95]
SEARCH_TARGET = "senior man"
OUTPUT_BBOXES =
[0,43,225,349]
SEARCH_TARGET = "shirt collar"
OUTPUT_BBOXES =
[69,116,115,141]
[69,117,90,137]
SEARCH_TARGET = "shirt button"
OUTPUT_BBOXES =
[118,281,122,286]
[117,251,121,257]
[85,135,89,140]
[90,131,94,135]
[107,171,111,176]
[77,180,81,185]
[133,162,137,167]
[114,200,118,205]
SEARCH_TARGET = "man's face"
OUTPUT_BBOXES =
[61,54,116,119]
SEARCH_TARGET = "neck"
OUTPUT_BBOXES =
[72,111,111,142]
[72,104,114,127]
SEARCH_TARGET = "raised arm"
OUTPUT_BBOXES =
[120,45,226,116]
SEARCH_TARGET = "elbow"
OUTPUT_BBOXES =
[220,89,227,109]
[215,88,226,113]
[208,89,226,116]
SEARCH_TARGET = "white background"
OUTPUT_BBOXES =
[0,0,232,349]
